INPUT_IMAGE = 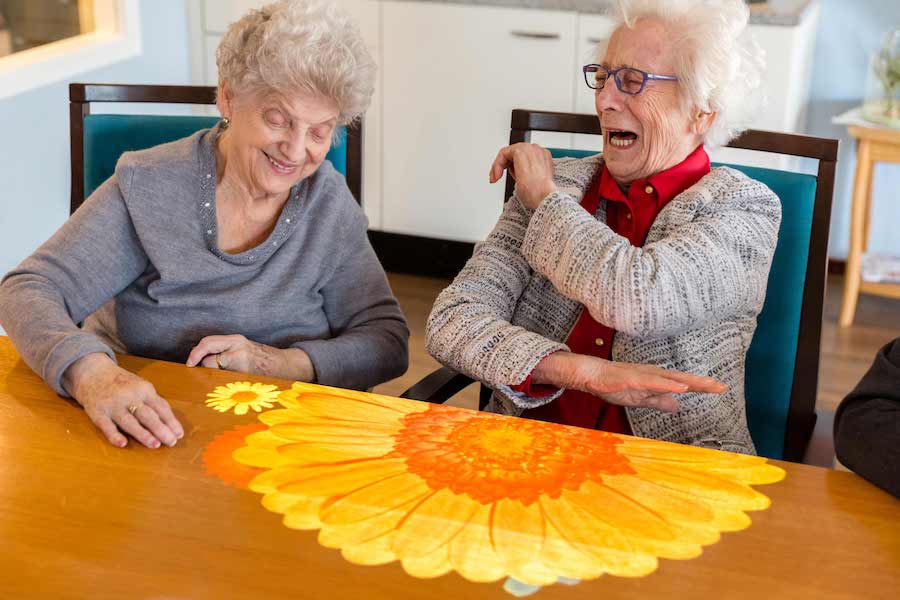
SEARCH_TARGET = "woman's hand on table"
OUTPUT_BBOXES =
[62,353,184,449]
[186,334,315,382]
[532,352,727,412]
[489,142,558,210]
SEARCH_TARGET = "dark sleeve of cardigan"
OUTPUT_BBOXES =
[833,337,900,499]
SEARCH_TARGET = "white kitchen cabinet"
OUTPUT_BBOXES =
[187,0,383,228]
[709,3,822,170]
[572,13,615,153]
[381,1,577,242]
[187,1,822,244]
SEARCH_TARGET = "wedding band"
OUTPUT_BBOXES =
[127,404,140,416]
[215,353,224,369]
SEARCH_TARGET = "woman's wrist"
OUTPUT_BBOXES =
[280,347,316,382]
[62,352,115,398]
[531,351,577,388]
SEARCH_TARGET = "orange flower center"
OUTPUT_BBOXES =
[230,391,258,403]
[394,406,635,505]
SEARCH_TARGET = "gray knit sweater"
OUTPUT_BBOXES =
[0,127,409,395]
[426,154,780,455]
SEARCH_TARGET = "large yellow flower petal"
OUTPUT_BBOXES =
[282,382,426,417]
[276,441,396,465]
[341,533,397,566]
[630,462,772,511]
[232,446,293,469]
[540,494,659,578]
[620,438,765,466]
[566,481,689,543]
[319,499,416,548]
[491,499,545,568]
[537,517,612,581]
[507,561,563,588]
[402,545,454,579]
[448,504,506,583]
[263,494,324,530]
[392,488,481,558]
[320,472,433,525]
[707,463,787,485]
[278,391,415,424]
[268,421,401,445]
[277,457,409,498]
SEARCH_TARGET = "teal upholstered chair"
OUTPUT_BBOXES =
[69,83,360,213]
[403,109,837,463]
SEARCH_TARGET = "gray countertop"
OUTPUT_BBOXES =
[394,0,816,26]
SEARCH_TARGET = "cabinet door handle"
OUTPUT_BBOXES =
[510,30,561,40]
[587,37,608,44]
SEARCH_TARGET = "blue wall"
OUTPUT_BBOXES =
[0,0,192,289]
[805,0,900,259]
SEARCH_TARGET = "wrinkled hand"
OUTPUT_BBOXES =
[63,353,184,449]
[488,143,557,210]
[533,352,727,412]
[186,334,314,381]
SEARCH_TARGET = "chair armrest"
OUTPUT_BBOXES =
[400,367,477,404]
[803,409,836,468]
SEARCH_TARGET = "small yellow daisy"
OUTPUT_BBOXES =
[206,382,281,415]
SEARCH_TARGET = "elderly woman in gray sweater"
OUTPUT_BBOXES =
[427,0,779,455]
[0,0,408,449]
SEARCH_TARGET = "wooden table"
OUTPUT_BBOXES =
[0,336,898,599]
[839,123,900,327]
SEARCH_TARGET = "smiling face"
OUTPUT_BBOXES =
[217,85,339,201]
[596,18,708,184]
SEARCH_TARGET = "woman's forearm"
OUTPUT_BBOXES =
[531,351,578,389]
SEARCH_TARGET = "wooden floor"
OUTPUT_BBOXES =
[373,272,900,414]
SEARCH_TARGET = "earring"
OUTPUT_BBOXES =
[222,117,230,129]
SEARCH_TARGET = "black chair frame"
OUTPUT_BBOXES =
[69,83,362,214]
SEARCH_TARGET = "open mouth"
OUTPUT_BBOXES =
[263,151,299,175]
[606,129,638,149]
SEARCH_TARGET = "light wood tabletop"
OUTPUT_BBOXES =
[0,336,898,600]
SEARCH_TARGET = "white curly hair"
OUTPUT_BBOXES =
[608,0,766,147]
[215,0,375,125]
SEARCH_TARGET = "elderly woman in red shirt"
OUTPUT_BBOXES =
[426,0,779,455]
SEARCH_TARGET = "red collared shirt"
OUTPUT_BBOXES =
[514,145,711,431]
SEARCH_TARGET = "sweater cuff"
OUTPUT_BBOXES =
[496,383,565,410]
[509,353,563,398]
[44,333,117,397]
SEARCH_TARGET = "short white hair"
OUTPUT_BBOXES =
[216,0,375,125]
[609,0,766,147]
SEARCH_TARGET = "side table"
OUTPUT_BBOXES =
[839,124,900,327]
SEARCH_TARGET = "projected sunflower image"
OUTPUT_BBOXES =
[206,382,281,415]
[222,382,784,590]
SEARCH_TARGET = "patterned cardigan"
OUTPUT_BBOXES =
[426,154,781,455]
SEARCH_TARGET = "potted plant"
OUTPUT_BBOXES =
[864,29,900,127]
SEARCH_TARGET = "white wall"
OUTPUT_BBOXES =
[2,0,897,280]
[805,0,900,260]
[0,0,192,286]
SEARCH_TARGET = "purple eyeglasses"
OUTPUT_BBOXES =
[583,64,678,95]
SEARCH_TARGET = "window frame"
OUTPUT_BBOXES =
[0,0,141,100]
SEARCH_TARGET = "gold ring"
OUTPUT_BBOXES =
[215,353,224,369]
[127,404,140,416]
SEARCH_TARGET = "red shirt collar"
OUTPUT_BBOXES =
[598,144,711,205]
